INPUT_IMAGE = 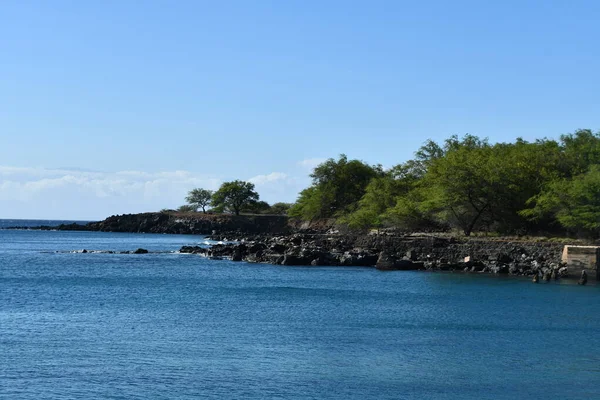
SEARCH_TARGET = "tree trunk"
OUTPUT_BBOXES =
[464,203,489,236]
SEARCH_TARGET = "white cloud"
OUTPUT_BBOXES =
[0,166,222,220]
[298,158,327,169]
[0,165,309,219]
[248,172,288,185]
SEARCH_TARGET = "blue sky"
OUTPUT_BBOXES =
[1,0,599,219]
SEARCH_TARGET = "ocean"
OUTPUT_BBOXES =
[1,221,599,399]
[0,219,92,229]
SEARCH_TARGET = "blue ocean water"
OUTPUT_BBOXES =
[1,226,599,399]
[0,218,92,228]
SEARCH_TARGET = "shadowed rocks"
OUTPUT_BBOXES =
[178,233,569,279]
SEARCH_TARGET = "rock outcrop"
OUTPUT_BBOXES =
[53,213,291,235]
[180,233,569,278]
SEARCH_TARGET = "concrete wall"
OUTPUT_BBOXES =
[562,245,600,280]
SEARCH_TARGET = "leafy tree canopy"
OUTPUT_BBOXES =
[185,188,213,213]
[289,155,382,220]
[521,165,600,236]
[240,200,271,214]
[269,202,293,215]
[173,129,600,238]
[211,180,259,216]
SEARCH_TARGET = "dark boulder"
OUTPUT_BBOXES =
[134,248,148,254]
[558,266,568,278]
[405,249,419,261]
[394,259,417,271]
[179,245,205,254]
[248,242,267,253]
[281,254,310,266]
[490,264,509,274]
[376,252,422,270]
[270,243,288,253]
[232,248,243,262]
[375,251,396,270]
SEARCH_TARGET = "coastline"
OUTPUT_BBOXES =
[180,232,576,280]
[40,212,291,235]
[6,213,597,282]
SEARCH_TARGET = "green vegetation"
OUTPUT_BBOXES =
[172,129,599,238]
[522,165,600,231]
[177,204,196,213]
[289,155,382,220]
[185,188,213,213]
[337,129,600,237]
[292,129,599,238]
[178,184,291,217]
[211,180,260,216]
[240,200,271,214]
[269,202,293,215]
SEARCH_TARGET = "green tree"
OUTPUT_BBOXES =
[485,138,563,233]
[419,135,494,236]
[285,130,600,236]
[557,129,600,177]
[241,200,271,214]
[343,162,421,229]
[521,165,600,236]
[211,180,260,215]
[419,135,566,235]
[269,202,293,215]
[185,188,213,213]
[289,155,382,220]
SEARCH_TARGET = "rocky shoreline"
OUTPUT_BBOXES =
[180,233,569,279]
[8,212,587,281]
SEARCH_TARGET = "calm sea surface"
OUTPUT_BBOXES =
[1,223,600,399]
[0,219,92,229]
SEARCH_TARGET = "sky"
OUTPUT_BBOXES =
[1,0,599,220]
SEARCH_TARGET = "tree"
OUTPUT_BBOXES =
[560,129,600,176]
[269,202,293,215]
[342,163,421,230]
[211,180,260,215]
[485,138,563,233]
[521,165,600,237]
[241,200,271,214]
[289,154,382,220]
[419,135,494,236]
[418,135,566,236]
[185,188,213,213]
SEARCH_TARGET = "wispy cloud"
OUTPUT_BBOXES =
[0,166,306,219]
[0,166,222,219]
[298,158,327,169]
[0,166,221,199]
[248,172,288,185]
